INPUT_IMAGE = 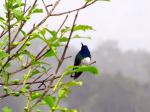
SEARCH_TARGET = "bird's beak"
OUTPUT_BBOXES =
[81,42,84,46]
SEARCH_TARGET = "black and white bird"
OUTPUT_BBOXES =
[71,43,91,79]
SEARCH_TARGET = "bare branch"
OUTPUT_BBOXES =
[55,10,80,74]
[51,0,97,16]
[57,15,69,33]
[42,0,49,14]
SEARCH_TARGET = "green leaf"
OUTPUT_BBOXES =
[16,0,22,6]
[20,50,35,60]
[58,87,71,99]
[21,30,27,37]
[40,28,46,36]
[2,106,12,112]
[61,26,70,34]
[58,89,66,99]
[45,29,57,38]
[12,3,25,9]
[73,25,94,31]
[43,49,55,58]
[13,9,23,21]
[43,95,56,108]
[59,37,68,42]
[85,0,93,2]
[0,17,5,22]
[11,79,20,84]
[0,50,9,59]
[31,69,40,77]
[73,34,92,40]
[31,92,42,100]
[64,81,83,87]
[0,36,8,48]
[65,65,99,76]
[32,8,43,13]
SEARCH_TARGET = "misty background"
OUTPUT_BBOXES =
[1,0,150,112]
[1,41,150,112]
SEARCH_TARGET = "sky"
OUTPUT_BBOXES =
[55,0,150,51]
[68,0,150,51]
[0,0,150,51]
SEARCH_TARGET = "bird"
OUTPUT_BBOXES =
[71,43,91,79]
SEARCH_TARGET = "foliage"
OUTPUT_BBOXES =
[0,0,108,111]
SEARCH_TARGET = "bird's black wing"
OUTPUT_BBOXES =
[71,53,83,79]
[74,53,83,66]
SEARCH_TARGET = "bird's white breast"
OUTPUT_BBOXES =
[81,57,91,65]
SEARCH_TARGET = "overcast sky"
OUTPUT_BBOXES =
[67,0,150,51]
[0,0,150,51]
[56,0,150,51]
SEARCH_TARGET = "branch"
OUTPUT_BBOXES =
[0,75,60,86]
[7,4,11,54]
[51,0,97,16]
[11,0,38,43]
[42,0,49,14]
[55,10,80,74]
[57,15,69,33]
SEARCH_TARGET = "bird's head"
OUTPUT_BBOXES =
[81,42,88,50]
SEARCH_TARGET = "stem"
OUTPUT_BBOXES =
[55,10,79,74]
[7,4,11,54]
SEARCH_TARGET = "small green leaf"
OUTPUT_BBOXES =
[2,106,12,112]
[3,86,8,91]
[65,65,99,76]
[45,28,57,38]
[31,92,42,100]
[61,26,70,34]
[59,37,68,42]
[43,95,56,108]
[73,25,94,31]
[0,50,9,59]
[21,87,28,93]
[85,0,93,3]
[0,17,5,22]
[73,34,92,40]
[13,9,23,21]
[16,0,22,6]
[11,79,20,84]
[58,87,71,99]
[31,69,40,77]
[43,49,55,58]
[32,8,43,13]
[21,30,27,37]
[58,89,66,99]
[12,3,25,9]
[14,92,20,97]
[64,81,83,87]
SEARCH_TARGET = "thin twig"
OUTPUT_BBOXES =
[90,61,96,65]
[0,75,60,86]
[55,10,80,74]
[23,0,27,13]
[11,0,38,43]
[31,77,55,108]
[51,0,97,16]
[7,5,11,54]
[64,55,72,60]
[57,15,69,33]
[42,0,49,14]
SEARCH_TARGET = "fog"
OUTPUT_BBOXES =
[66,40,150,112]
